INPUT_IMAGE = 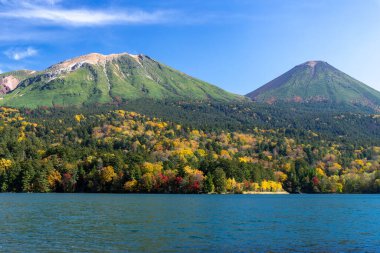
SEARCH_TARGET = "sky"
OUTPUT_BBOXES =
[1,0,380,95]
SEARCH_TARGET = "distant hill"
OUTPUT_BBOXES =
[246,61,380,111]
[1,53,243,108]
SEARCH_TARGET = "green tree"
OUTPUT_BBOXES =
[213,168,226,193]
[204,172,215,193]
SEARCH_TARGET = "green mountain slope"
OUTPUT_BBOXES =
[246,61,380,110]
[1,53,243,108]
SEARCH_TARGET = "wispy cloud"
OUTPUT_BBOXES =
[4,47,38,60]
[0,1,170,26]
[0,0,61,6]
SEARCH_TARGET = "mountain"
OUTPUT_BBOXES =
[0,70,36,94]
[246,61,380,110]
[1,53,243,108]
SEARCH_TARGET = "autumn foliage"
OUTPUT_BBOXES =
[0,106,378,193]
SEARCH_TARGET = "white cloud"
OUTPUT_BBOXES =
[0,0,61,5]
[39,0,61,4]
[4,47,38,60]
[0,1,169,26]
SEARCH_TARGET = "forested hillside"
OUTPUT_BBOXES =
[0,105,379,193]
[120,99,380,146]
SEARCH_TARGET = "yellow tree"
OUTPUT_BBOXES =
[260,180,270,192]
[226,178,237,193]
[0,159,12,174]
[100,166,117,184]
[74,114,85,123]
[142,162,163,174]
[47,170,62,190]
[124,179,138,192]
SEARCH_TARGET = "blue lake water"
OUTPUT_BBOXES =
[0,194,379,252]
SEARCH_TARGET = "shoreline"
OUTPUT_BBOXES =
[1,191,291,194]
[242,191,289,194]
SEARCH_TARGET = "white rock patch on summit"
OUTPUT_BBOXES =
[307,61,318,68]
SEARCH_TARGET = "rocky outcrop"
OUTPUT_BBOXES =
[0,75,20,94]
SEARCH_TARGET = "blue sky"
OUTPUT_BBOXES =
[1,0,380,94]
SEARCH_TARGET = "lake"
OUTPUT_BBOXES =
[0,194,379,252]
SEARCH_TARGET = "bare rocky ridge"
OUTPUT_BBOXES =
[47,53,141,72]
